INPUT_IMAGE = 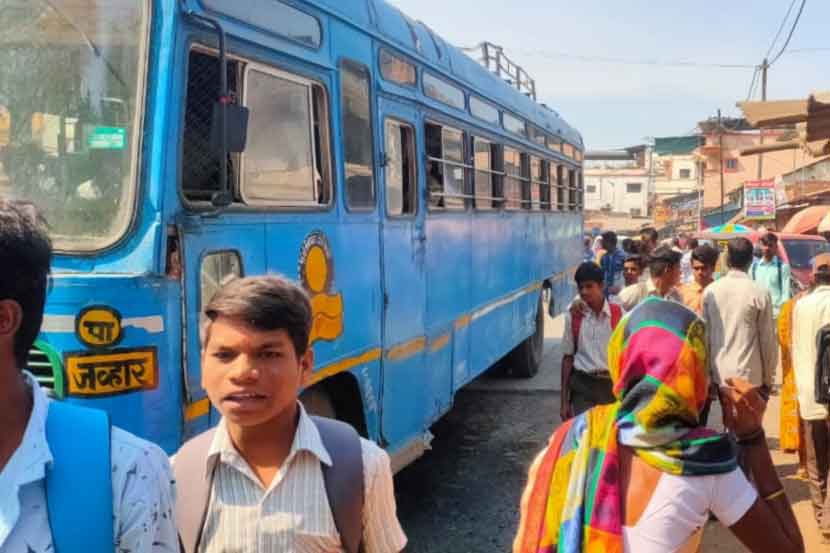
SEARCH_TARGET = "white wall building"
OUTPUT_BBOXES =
[584,151,650,217]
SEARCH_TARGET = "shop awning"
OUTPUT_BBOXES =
[781,205,830,234]
[737,92,830,157]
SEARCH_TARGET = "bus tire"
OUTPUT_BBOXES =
[505,293,544,378]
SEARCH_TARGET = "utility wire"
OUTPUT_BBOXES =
[745,66,760,101]
[765,0,798,59]
[769,0,808,66]
[517,49,755,69]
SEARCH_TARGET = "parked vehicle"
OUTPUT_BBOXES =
[4,0,584,470]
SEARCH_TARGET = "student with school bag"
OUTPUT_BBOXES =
[560,263,623,421]
[172,275,406,553]
[0,200,177,553]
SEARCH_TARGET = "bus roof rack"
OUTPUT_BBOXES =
[462,42,537,102]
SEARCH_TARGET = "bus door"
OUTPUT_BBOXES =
[178,217,268,438]
[377,98,429,448]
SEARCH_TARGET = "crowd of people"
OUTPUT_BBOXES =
[524,225,829,551]
[2,195,825,553]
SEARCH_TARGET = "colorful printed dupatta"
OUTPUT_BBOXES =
[514,297,737,553]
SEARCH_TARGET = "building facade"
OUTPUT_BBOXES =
[584,147,650,217]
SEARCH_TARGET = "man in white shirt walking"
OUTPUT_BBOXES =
[792,253,830,541]
[703,237,778,395]
[0,200,177,553]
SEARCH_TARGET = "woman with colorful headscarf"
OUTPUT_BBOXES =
[514,298,803,553]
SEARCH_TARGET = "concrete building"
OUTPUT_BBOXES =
[652,136,702,205]
[696,119,817,210]
[583,146,650,218]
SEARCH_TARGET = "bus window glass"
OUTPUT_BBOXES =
[470,96,499,124]
[0,0,148,251]
[241,69,331,207]
[577,170,584,210]
[423,72,465,110]
[568,167,577,210]
[563,142,575,159]
[503,113,527,137]
[530,126,546,146]
[503,147,523,210]
[473,137,496,210]
[200,251,242,310]
[547,135,562,152]
[201,0,321,48]
[379,49,416,86]
[555,164,566,210]
[426,123,466,210]
[531,157,547,210]
[384,119,416,216]
[340,61,374,210]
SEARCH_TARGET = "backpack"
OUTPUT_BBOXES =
[45,401,113,553]
[815,324,830,404]
[571,302,623,353]
[174,415,364,553]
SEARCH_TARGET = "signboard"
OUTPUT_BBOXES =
[87,126,126,150]
[744,179,776,220]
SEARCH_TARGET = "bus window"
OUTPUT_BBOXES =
[182,50,242,203]
[577,169,584,210]
[241,67,332,207]
[379,49,416,87]
[520,153,532,210]
[384,119,416,216]
[568,167,577,211]
[200,251,243,311]
[426,123,466,210]
[530,156,545,211]
[555,164,566,211]
[340,60,375,210]
[536,158,550,210]
[503,146,523,210]
[473,137,500,210]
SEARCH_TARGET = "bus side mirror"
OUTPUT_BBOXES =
[211,101,249,154]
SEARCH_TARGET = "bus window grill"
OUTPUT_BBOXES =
[27,347,55,392]
[182,50,238,201]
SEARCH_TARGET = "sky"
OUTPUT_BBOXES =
[388,0,830,150]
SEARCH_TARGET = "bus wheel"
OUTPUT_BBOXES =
[300,386,337,418]
[505,293,544,378]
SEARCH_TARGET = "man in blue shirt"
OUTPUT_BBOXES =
[597,231,625,298]
[752,232,792,319]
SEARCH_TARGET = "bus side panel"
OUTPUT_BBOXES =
[424,211,470,404]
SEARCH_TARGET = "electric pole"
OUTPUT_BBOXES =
[719,109,725,225]
[757,58,769,179]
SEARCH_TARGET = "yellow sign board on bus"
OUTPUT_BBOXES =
[64,347,158,397]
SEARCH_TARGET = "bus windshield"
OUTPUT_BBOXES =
[0,0,148,251]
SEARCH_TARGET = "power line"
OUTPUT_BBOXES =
[516,49,755,69]
[765,0,799,59]
[746,66,760,101]
[769,0,808,66]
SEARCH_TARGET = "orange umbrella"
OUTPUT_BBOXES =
[781,205,830,234]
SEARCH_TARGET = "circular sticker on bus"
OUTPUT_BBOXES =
[75,305,123,348]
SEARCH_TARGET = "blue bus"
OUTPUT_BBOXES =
[1,0,583,467]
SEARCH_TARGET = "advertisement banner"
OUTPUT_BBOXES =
[744,179,776,220]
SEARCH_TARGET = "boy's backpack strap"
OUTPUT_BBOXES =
[45,401,113,553]
[570,307,584,354]
[174,429,217,553]
[609,303,623,330]
[312,416,365,553]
